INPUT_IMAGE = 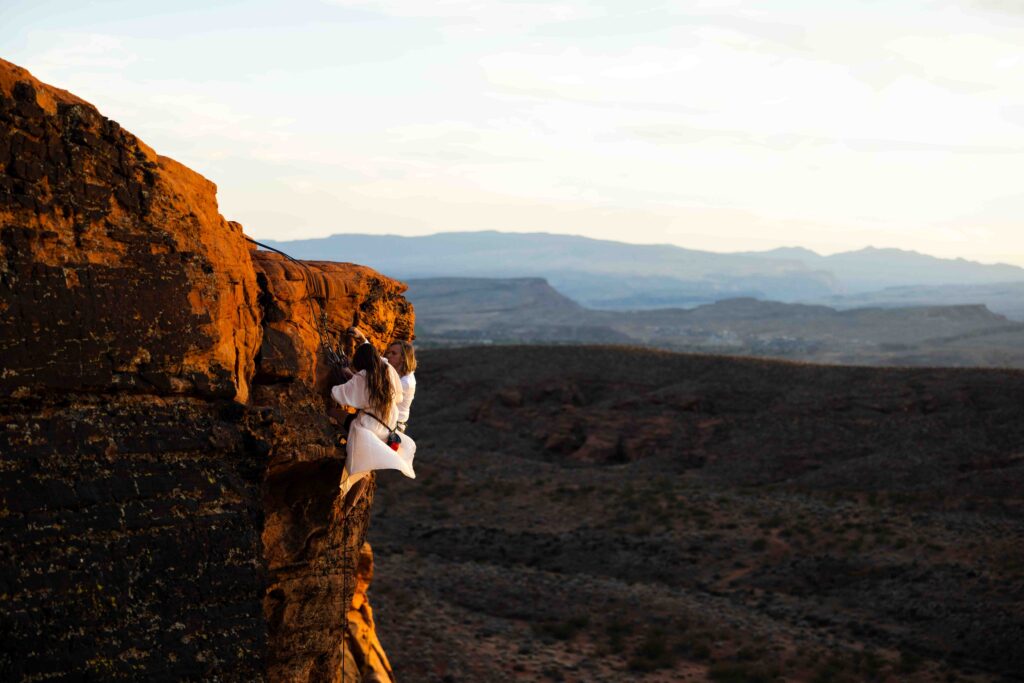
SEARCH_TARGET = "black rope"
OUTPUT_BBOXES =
[341,513,350,683]
[246,235,354,680]
[244,235,347,369]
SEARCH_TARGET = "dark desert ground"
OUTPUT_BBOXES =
[369,346,1024,682]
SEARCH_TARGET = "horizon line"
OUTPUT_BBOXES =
[251,228,1024,270]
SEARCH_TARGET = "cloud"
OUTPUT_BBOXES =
[28,32,137,71]
[962,0,1024,18]
[886,32,1024,92]
[320,0,600,28]
[627,123,1024,155]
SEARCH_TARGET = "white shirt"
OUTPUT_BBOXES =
[330,366,403,434]
[397,372,416,425]
[331,365,416,489]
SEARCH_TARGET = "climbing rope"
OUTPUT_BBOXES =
[243,235,356,680]
[341,510,351,682]
[243,235,347,369]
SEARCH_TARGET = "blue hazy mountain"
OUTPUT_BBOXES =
[404,277,1024,367]
[263,231,1024,311]
[746,245,1024,292]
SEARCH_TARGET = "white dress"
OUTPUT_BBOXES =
[397,372,416,428]
[331,365,417,495]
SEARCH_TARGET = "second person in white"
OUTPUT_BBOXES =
[332,342,416,496]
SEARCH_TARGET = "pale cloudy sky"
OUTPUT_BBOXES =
[3,0,1023,265]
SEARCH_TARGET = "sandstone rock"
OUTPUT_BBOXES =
[0,58,407,681]
[346,542,395,681]
[252,251,410,683]
[0,58,261,404]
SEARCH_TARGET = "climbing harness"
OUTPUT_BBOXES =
[360,410,403,451]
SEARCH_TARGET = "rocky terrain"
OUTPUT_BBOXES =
[0,59,406,681]
[370,346,1024,682]
[407,277,1024,368]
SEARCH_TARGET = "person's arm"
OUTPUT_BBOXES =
[404,378,415,409]
[396,375,415,424]
[347,326,368,345]
[332,373,367,409]
[326,400,351,426]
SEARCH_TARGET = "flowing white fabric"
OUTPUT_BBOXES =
[332,366,416,496]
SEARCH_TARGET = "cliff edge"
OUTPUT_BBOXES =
[0,58,409,681]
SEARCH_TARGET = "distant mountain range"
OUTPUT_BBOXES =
[744,245,1024,293]
[264,231,1024,317]
[405,277,1024,368]
[823,281,1024,321]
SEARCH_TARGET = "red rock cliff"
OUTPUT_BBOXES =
[0,58,410,681]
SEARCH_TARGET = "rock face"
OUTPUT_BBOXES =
[0,58,411,681]
[253,251,411,681]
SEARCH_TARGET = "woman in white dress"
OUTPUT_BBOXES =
[383,340,416,432]
[332,342,416,496]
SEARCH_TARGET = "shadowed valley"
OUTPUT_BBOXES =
[369,346,1024,682]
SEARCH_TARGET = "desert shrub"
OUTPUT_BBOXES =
[489,480,518,496]
[853,648,885,678]
[812,657,858,683]
[677,630,713,660]
[533,615,589,641]
[897,649,923,674]
[426,481,456,497]
[605,621,631,653]
[708,661,780,682]
[735,646,766,661]
[542,666,565,681]
[627,628,676,672]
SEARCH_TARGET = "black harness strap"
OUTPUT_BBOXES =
[359,409,397,432]
[358,409,402,450]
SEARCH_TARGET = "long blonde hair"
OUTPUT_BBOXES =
[352,343,394,418]
[391,340,417,375]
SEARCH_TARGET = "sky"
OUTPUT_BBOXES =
[3,0,1024,266]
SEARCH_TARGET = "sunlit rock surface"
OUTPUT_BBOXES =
[253,251,411,682]
[0,58,410,681]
